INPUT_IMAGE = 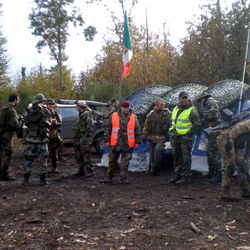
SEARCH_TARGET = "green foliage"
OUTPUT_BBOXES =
[29,0,97,65]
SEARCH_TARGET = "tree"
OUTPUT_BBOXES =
[29,0,97,98]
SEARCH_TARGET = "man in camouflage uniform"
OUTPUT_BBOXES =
[73,100,94,177]
[46,99,62,174]
[217,119,250,201]
[0,94,22,181]
[104,100,141,184]
[170,91,201,184]
[22,94,52,185]
[198,92,222,183]
[103,98,119,127]
[142,98,171,176]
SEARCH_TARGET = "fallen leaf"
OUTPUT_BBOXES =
[119,247,126,250]
[57,237,64,242]
[208,235,217,241]
[236,246,250,249]
[238,232,248,236]
[73,239,86,243]
[131,201,140,206]
[123,228,136,234]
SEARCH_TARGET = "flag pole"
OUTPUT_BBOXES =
[238,23,250,113]
[119,11,126,102]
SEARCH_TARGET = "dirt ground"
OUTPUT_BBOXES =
[1,141,250,250]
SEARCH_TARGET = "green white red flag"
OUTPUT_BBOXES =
[122,11,133,79]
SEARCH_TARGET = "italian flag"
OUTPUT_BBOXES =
[122,11,133,79]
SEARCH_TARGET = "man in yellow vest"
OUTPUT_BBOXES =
[170,91,201,184]
[104,100,141,184]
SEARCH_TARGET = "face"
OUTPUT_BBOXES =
[179,96,188,106]
[14,97,20,106]
[200,98,205,105]
[156,100,165,110]
[114,100,119,107]
[120,106,129,115]
[47,103,54,111]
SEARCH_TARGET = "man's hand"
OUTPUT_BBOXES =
[105,142,110,147]
[135,144,140,150]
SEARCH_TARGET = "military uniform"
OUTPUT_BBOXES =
[0,104,22,180]
[103,102,118,127]
[73,105,94,176]
[48,109,62,173]
[23,94,52,185]
[200,96,222,180]
[170,101,201,183]
[217,119,250,201]
[142,107,171,175]
[104,109,141,182]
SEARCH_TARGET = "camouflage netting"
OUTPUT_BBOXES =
[199,79,250,109]
[124,80,250,126]
[125,85,171,125]
[162,83,207,108]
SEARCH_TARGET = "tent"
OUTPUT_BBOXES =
[99,80,250,174]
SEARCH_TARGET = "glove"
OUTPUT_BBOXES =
[142,138,147,145]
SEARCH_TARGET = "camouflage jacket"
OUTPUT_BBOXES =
[103,102,118,125]
[228,119,250,145]
[0,104,22,137]
[170,102,201,140]
[142,107,172,143]
[104,110,141,152]
[25,103,52,144]
[49,109,62,139]
[72,106,93,144]
[201,97,220,128]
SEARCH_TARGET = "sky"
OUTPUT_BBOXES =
[0,0,238,79]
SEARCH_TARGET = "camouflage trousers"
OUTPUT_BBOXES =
[0,132,13,177]
[49,135,62,168]
[74,142,93,173]
[108,150,132,179]
[23,143,49,175]
[171,135,192,178]
[207,132,222,174]
[217,131,250,195]
[149,141,165,173]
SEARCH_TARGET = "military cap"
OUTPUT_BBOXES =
[120,100,130,108]
[46,98,55,104]
[198,92,211,102]
[179,91,189,98]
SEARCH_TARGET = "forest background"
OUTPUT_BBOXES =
[0,0,250,109]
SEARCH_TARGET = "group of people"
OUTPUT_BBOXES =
[0,91,250,201]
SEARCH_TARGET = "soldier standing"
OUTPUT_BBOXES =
[198,92,222,183]
[103,98,119,127]
[217,119,250,201]
[0,94,22,181]
[46,99,62,174]
[104,100,141,184]
[170,91,201,184]
[22,94,52,185]
[72,100,94,177]
[142,98,171,176]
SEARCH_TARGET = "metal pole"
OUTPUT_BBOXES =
[119,46,124,102]
[238,23,250,113]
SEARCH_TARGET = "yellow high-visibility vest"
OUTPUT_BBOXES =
[170,106,194,135]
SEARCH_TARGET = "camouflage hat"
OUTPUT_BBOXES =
[34,93,46,103]
[198,92,211,102]
[46,98,55,105]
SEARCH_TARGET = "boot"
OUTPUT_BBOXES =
[170,175,181,184]
[51,166,60,174]
[73,170,86,177]
[102,174,114,184]
[176,177,191,185]
[22,173,30,185]
[220,188,240,202]
[85,168,94,178]
[209,171,222,184]
[39,174,47,186]
[120,177,130,184]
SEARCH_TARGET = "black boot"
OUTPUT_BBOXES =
[209,171,222,184]
[22,173,30,185]
[39,174,47,186]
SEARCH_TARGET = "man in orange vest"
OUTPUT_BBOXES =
[104,100,141,184]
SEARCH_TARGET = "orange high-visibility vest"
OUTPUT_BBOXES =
[110,112,136,147]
